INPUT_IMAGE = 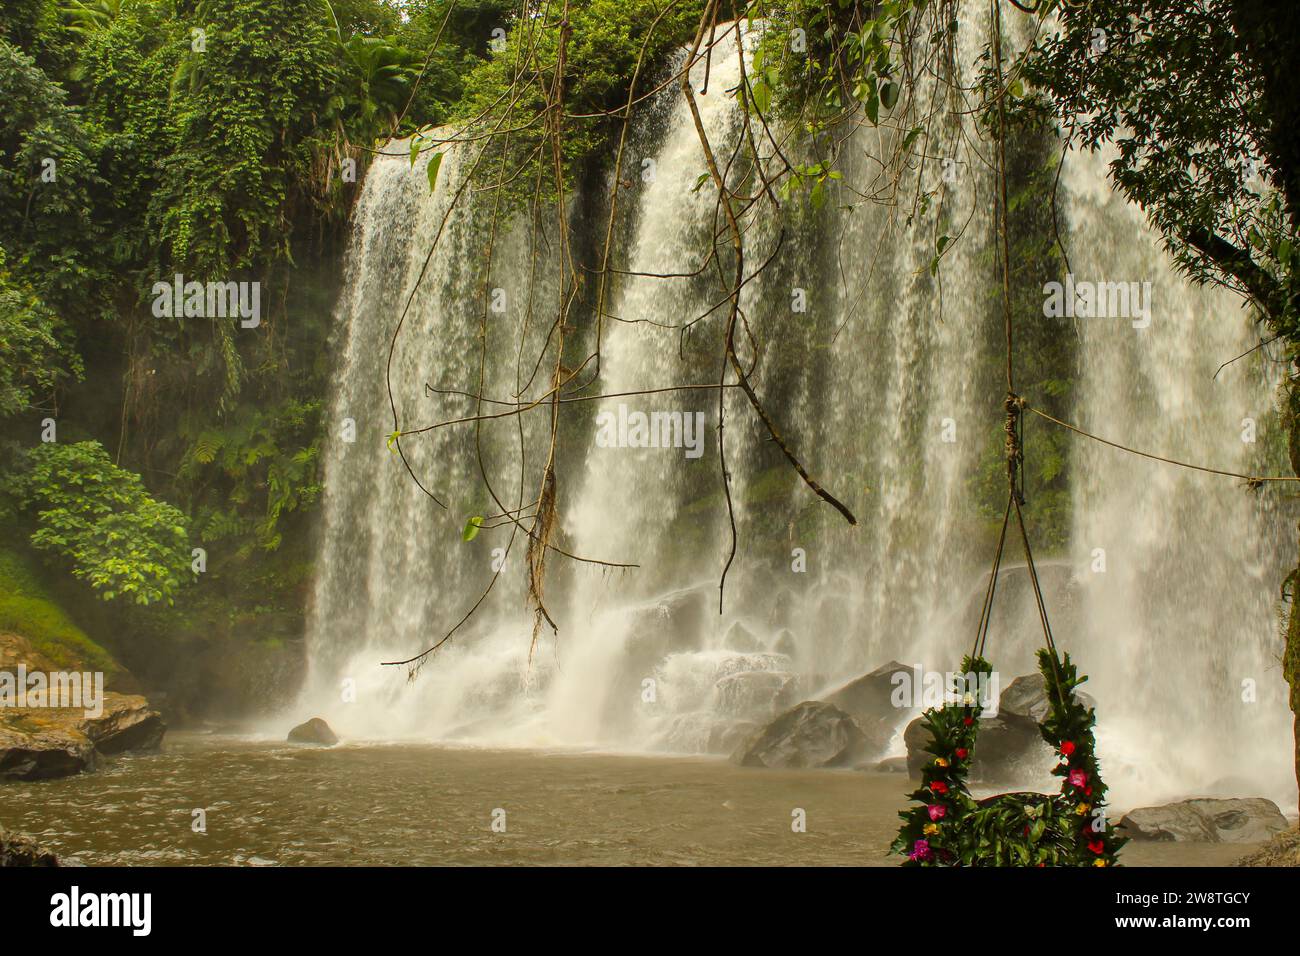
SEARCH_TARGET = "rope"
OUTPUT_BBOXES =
[980,0,1069,710]
[1022,403,1300,489]
[971,494,1012,662]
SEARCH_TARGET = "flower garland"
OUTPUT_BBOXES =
[891,650,1125,867]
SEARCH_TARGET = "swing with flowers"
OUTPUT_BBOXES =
[889,398,1126,867]
[890,6,1125,866]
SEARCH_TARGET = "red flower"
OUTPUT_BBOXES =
[963,717,974,726]
[1068,769,1088,788]
[1084,786,1093,797]
[931,780,949,795]
[1087,840,1106,855]
[955,747,969,760]
[1060,741,1076,757]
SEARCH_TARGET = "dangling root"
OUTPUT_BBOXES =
[527,464,559,663]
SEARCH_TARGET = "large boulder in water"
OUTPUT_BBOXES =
[0,692,164,781]
[730,701,874,769]
[81,694,166,754]
[288,717,338,746]
[0,718,97,781]
[997,673,1095,726]
[823,660,916,728]
[1118,798,1289,843]
[903,712,1052,782]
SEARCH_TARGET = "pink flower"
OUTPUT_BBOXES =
[908,839,932,862]
[1069,769,1088,788]
[927,804,947,822]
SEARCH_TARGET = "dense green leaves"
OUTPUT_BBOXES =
[454,0,706,203]
[4,441,193,605]
[1026,0,1300,335]
[0,248,82,417]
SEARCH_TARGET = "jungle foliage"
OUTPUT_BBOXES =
[0,0,519,692]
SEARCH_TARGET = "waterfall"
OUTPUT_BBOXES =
[1060,146,1294,807]
[298,19,1296,810]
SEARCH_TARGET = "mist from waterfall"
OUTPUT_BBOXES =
[296,19,1297,811]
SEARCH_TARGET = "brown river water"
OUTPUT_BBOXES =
[0,733,1255,866]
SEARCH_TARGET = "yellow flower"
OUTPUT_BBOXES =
[923,823,940,836]
[1075,803,1091,816]
[1093,858,1108,867]
[933,757,949,768]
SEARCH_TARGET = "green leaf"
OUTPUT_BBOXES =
[880,80,899,110]
[462,515,483,542]
[409,136,420,168]
[386,430,400,453]
[426,151,444,193]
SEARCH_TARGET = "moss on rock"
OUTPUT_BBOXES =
[0,547,119,679]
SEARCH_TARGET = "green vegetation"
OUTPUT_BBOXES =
[0,546,119,676]
[4,441,192,605]
[452,0,705,203]
[0,0,521,704]
[0,0,714,711]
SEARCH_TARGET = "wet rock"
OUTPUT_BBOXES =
[903,712,1052,782]
[0,826,59,867]
[642,587,709,654]
[82,695,166,755]
[824,660,916,728]
[0,693,164,781]
[0,717,97,781]
[1118,798,1290,843]
[997,673,1095,727]
[714,670,800,720]
[723,620,763,652]
[731,701,872,769]
[287,717,339,746]
[772,629,797,658]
